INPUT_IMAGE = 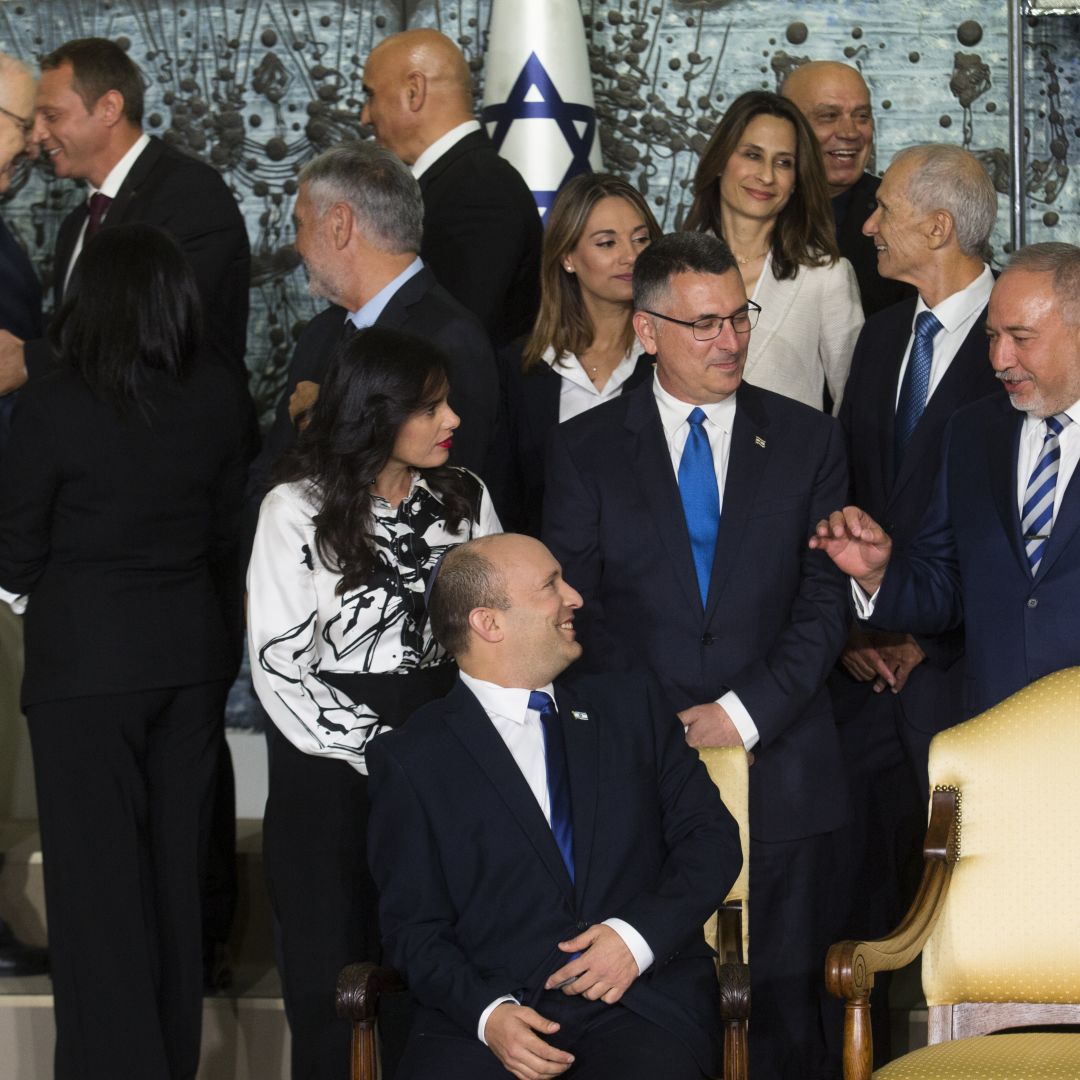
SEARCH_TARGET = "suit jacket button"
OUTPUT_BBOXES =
[1027,598,1038,608]
[701,633,714,646]
[576,921,588,930]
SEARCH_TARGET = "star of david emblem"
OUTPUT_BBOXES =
[481,52,596,216]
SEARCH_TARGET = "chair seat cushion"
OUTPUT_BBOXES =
[875,1033,1080,1079]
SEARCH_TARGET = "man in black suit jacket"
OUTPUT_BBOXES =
[247,140,499,508]
[0,37,250,390]
[543,232,850,1080]
[827,142,1002,1066]
[783,61,913,316]
[368,533,741,1080]
[361,28,542,347]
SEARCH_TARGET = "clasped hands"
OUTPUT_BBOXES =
[483,924,637,1079]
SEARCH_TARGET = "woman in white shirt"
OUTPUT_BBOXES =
[686,91,864,412]
[500,173,661,534]
[247,326,500,1076]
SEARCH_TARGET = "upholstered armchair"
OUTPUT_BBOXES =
[826,666,1080,1079]
[337,745,753,1080]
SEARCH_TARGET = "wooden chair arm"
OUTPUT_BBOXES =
[335,961,405,1023]
[825,787,960,1080]
[717,900,744,966]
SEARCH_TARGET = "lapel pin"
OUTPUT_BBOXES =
[754,435,767,448]
[570,710,590,722]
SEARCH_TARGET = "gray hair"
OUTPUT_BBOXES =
[298,141,423,254]
[889,143,997,258]
[1005,242,1080,327]
[633,231,738,312]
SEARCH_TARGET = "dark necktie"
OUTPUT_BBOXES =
[678,407,720,606]
[528,690,575,883]
[894,310,943,466]
[1023,413,1072,575]
[85,192,112,241]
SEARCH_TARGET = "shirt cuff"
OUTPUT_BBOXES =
[0,587,26,615]
[850,578,879,620]
[478,995,518,1044]
[603,917,654,975]
[718,690,759,751]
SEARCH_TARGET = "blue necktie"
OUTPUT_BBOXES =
[678,408,720,607]
[1022,414,1071,575]
[895,310,943,464]
[529,691,575,883]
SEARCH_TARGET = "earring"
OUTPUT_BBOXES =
[563,262,574,273]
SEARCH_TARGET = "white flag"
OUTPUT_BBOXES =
[481,0,604,219]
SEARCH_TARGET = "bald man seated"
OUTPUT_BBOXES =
[362,29,542,347]
[783,61,913,316]
[367,534,741,1080]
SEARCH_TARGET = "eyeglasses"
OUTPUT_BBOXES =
[643,300,761,341]
[0,104,33,137]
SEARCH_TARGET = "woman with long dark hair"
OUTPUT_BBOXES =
[0,223,248,1079]
[686,90,864,411]
[500,172,661,534]
[247,325,500,1077]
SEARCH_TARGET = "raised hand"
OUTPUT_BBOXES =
[808,506,893,595]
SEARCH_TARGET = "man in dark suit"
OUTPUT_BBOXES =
[826,142,1002,1067]
[0,36,250,391]
[783,61,913,316]
[248,140,499,506]
[368,532,741,1080]
[543,232,850,1080]
[361,28,542,347]
[813,242,1080,718]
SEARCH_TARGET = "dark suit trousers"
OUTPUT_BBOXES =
[27,681,226,1080]
[398,996,706,1080]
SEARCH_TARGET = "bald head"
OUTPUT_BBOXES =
[782,61,873,197]
[361,29,474,164]
[0,53,34,192]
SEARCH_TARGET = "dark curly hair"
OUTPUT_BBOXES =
[275,326,478,593]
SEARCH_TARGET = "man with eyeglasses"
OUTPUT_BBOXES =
[543,230,849,1080]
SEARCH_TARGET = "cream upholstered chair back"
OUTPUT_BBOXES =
[698,746,750,962]
[923,666,1080,1008]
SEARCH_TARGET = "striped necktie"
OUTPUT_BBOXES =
[1022,413,1072,575]
[895,310,943,466]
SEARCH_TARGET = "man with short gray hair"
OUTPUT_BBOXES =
[249,139,499,494]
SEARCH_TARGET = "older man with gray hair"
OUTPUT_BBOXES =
[248,140,499,499]
[824,141,1003,1067]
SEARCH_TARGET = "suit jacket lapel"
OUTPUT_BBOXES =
[1033,445,1080,581]
[444,680,575,900]
[872,300,916,499]
[623,383,702,613]
[704,383,769,619]
[103,137,161,227]
[986,403,1027,570]
[554,680,598,904]
[53,205,86,307]
[375,266,433,330]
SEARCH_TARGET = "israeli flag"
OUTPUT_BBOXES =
[481,0,604,219]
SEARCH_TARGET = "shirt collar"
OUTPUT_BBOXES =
[411,120,481,179]
[91,132,151,199]
[459,671,556,726]
[1022,398,1080,436]
[652,370,737,440]
[913,264,994,335]
[347,257,424,330]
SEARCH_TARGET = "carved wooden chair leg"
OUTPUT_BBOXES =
[336,961,406,1080]
[718,961,750,1080]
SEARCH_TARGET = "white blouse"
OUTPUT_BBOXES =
[247,470,501,772]
[544,345,643,423]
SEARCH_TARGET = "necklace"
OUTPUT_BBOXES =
[733,247,769,267]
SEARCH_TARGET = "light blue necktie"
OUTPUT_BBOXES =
[1022,414,1071,575]
[678,407,720,607]
[528,690,574,883]
[895,310,943,466]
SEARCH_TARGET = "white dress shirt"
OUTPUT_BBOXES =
[458,671,654,1043]
[411,120,481,179]
[65,132,151,289]
[545,345,643,423]
[893,265,994,408]
[652,375,760,750]
[853,395,1080,618]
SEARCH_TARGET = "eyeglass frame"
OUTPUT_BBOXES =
[641,300,762,341]
[0,104,33,137]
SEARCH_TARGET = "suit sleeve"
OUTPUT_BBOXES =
[609,677,742,964]
[367,735,522,1033]
[724,419,852,748]
[542,423,635,673]
[818,259,864,415]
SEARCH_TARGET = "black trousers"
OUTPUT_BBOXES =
[264,664,456,1080]
[27,681,227,1080]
